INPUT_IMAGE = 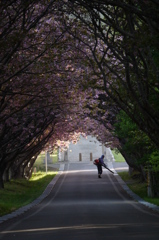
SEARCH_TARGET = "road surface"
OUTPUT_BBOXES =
[0,162,159,240]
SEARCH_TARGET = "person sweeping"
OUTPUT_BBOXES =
[93,154,114,178]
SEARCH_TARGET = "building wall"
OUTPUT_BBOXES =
[59,135,114,162]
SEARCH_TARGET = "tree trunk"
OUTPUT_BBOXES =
[119,149,140,171]
[0,171,4,189]
[3,168,10,182]
[140,165,147,182]
[24,157,37,179]
[147,170,154,197]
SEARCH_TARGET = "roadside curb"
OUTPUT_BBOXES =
[109,162,159,214]
[0,169,63,224]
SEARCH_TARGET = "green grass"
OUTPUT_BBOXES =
[112,149,125,162]
[0,171,57,217]
[0,150,58,217]
[33,150,58,171]
[118,171,159,206]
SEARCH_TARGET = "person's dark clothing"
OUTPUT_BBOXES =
[99,155,104,165]
[97,164,102,175]
[97,155,105,178]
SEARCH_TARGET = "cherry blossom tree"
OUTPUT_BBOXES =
[61,0,159,192]
[62,0,159,147]
[0,0,75,186]
[0,1,118,188]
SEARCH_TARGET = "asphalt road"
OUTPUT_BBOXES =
[0,162,159,240]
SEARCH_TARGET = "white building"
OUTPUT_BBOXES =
[59,135,114,162]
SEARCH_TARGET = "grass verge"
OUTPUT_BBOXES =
[0,171,57,217]
[111,149,125,162]
[118,171,159,206]
[33,150,58,171]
